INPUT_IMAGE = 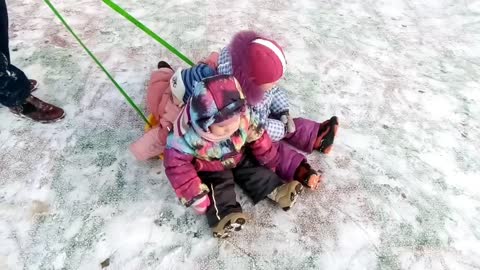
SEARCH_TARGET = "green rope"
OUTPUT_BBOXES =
[103,0,195,67]
[44,0,151,126]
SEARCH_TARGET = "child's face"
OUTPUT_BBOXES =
[259,80,279,92]
[209,115,241,138]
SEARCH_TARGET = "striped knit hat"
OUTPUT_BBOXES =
[170,64,216,104]
[174,75,246,141]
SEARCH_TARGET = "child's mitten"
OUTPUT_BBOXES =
[191,195,210,215]
[280,113,296,134]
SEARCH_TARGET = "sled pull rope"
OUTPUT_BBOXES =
[103,0,195,67]
[44,0,151,126]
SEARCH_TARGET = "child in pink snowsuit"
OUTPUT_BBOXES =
[130,61,215,160]
[203,31,339,190]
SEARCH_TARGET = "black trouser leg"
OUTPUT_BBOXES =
[0,62,30,107]
[198,170,242,227]
[0,0,10,63]
[0,0,30,107]
[233,155,283,204]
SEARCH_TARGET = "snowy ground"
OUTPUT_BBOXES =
[1,0,480,269]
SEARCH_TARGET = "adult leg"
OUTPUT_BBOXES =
[0,55,30,107]
[0,0,64,122]
[0,0,10,63]
[0,57,65,122]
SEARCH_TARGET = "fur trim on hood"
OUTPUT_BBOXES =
[228,31,265,105]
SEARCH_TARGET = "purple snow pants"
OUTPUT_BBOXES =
[274,118,320,181]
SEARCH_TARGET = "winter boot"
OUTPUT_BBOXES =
[314,116,339,154]
[212,212,247,238]
[157,61,173,70]
[294,162,322,190]
[268,181,303,211]
[10,95,65,123]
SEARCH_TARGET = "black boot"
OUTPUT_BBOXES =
[314,116,339,154]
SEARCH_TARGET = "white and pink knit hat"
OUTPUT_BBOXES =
[248,38,287,84]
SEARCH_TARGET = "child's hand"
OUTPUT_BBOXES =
[192,195,210,215]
